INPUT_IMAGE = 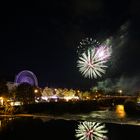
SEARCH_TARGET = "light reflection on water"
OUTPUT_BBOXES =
[0,104,140,127]
[72,104,140,125]
[115,104,126,119]
[30,104,140,126]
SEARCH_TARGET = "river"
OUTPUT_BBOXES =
[0,104,140,140]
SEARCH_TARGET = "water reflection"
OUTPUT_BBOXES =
[115,105,126,119]
[0,117,77,140]
[0,116,139,140]
[0,117,14,131]
[0,104,140,132]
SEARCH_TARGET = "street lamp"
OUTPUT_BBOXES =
[118,90,122,95]
[34,89,38,93]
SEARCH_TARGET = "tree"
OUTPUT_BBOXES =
[33,87,42,102]
[0,80,9,98]
[15,83,35,104]
[0,80,15,114]
[42,87,54,96]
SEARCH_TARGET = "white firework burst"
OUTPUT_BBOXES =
[75,121,108,140]
[77,47,109,79]
[77,38,100,55]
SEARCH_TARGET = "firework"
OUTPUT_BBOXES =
[95,45,112,61]
[75,121,108,140]
[77,48,109,79]
[77,38,112,79]
[77,38,100,55]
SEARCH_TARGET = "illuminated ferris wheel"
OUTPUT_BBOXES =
[15,70,38,86]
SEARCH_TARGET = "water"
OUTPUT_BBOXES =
[0,105,140,140]
[31,105,140,126]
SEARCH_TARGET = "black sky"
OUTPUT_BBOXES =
[0,0,140,90]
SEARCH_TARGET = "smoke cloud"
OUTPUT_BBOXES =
[96,75,140,95]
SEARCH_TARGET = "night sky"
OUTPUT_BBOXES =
[0,0,140,90]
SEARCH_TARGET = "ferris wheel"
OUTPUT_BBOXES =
[15,70,38,86]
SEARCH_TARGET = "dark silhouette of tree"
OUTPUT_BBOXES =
[0,79,9,98]
[15,83,35,104]
[33,86,42,102]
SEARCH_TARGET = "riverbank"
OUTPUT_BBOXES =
[13,98,126,114]
[0,98,130,115]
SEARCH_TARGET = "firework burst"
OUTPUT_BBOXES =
[75,121,108,140]
[77,38,100,55]
[95,45,112,61]
[77,38,112,79]
[77,47,110,79]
